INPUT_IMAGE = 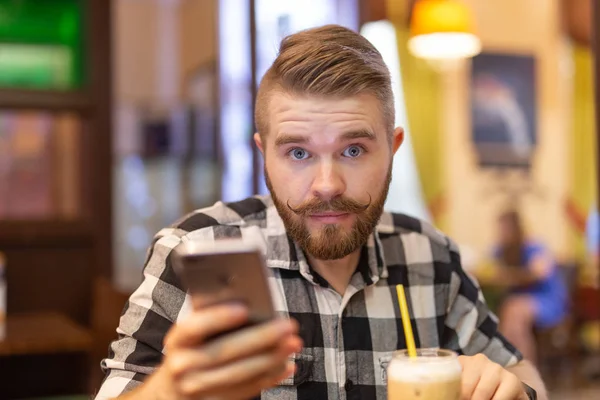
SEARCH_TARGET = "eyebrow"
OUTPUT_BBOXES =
[274,129,376,147]
[341,129,376,141]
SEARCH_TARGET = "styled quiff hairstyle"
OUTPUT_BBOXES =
[255,24,394,140]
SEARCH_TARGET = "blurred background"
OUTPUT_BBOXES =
[0,0,597,398]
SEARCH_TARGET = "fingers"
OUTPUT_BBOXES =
[204,361,296,400]
[166,334,303,381]
[164,304,248,349]
[470,362,502,400]
[200,318,300,367]
[491,373,527,400]
[459,354,484,400]
[160,305,304,400]
[177,344,296,397]
[459,354,526,400]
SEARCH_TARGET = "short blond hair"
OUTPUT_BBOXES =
[255,24,394,140]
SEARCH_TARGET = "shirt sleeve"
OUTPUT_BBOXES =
[94,228,188,400]
[443,243,523,367]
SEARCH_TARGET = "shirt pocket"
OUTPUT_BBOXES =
[378,352,395,386]
[262,352,314,400]
[278,352,314,386]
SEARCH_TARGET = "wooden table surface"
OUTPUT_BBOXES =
[0,312,93,356]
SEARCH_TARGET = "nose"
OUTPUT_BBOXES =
[311,161,345,201]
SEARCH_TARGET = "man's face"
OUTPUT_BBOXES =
[256,92,403,260]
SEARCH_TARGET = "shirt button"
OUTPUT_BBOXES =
[344,379,354,391]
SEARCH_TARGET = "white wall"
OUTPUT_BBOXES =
[441,0,572,259]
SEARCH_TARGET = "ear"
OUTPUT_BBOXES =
[392,127,404,154]
[254,132,264,155]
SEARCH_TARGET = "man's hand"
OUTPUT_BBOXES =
[137,303,302,400]
[459,354,529,400]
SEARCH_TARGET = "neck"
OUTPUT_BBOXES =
[307,249,362,295]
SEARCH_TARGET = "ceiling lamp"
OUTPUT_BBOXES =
[408,0,481,60]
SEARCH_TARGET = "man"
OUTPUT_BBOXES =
[96,25,546,400]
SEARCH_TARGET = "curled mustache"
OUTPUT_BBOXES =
[286,194,372,216]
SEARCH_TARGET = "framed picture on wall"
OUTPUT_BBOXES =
[471,52,537,168]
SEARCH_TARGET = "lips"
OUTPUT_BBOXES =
[311,212,347,217]
[308,212,350,223]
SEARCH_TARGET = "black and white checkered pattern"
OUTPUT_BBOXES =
[95,195,522,400]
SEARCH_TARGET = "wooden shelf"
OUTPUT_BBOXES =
[0,88,92,112]
[0,220,94,247]
[0,312,93,356]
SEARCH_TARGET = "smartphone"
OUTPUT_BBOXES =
[172,238,276,329]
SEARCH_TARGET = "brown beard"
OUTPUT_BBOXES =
[265,165,392,260]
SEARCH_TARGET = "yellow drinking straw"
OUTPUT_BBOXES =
[396,284,417,358]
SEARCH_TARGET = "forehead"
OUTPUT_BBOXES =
[267,92,385,134]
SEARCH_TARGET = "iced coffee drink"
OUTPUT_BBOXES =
[387,348,462,400]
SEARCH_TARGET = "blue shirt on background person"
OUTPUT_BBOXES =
[586,207,599,257]
[503,241,568,329]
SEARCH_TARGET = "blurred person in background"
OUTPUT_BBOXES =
[586,206,599,281]
[95,25,545,400]
[490,210,568,363]
[582,206,600,380]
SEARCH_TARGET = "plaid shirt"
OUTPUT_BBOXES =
[96,195,522,400]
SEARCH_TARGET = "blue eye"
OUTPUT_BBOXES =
[342,145,363,158]
[289,148,309,160]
